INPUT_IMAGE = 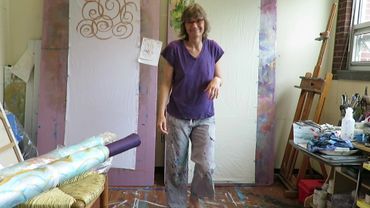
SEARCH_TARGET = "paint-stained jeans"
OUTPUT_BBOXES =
[165,114,216,208]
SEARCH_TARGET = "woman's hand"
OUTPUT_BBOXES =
[205,77,222,100]
[157,114,168,134]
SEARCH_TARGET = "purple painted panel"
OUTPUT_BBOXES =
[37,49,68,154]
[255,0,277,185]
[37,0,68,154]
[41,0,69,49]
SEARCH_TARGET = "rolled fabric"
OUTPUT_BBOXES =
[0,132,116,178]
[0,145,109,208]
[0,133,139,207]
[106,133,141,157]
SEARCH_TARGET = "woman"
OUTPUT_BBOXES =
[157,3,224,208]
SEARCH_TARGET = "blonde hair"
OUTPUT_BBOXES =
[180,3,210,40]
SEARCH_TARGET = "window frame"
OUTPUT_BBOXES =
[333,0,370,80]
[348,0,370,70]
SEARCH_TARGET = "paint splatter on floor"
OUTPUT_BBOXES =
[107,183,301,208]
[105,170,301,208]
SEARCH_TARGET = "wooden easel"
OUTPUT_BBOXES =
[278,3,337,197]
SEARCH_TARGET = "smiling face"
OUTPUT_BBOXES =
[180,3,209,40]
[184,18,205,39]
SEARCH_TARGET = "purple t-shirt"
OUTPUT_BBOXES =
[161,39,224,120]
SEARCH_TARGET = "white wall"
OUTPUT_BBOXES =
[3,0,42,144]
[0,0,9,102]
[275,0,337,168]
[322,81,370,125]
[7,0,43,65]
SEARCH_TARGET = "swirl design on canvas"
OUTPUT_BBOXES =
[76,0,137,40]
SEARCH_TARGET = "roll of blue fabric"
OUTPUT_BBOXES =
[106,133,141,157]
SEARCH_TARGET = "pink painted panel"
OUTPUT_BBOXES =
[41,0,69,49]
[37,49,68,154]
[38,0,68,155]
[255,0,276,185]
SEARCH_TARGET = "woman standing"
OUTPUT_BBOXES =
[157,3,224,208]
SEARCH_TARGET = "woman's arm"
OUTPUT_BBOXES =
[205,60,222,99]
[157,59,174,134]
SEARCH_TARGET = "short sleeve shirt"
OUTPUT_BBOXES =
[161,39,224,120]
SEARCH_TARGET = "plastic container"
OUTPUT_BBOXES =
[298,179,324,204]
[341,107,355,140]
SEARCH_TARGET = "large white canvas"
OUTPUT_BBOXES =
[188,0,260,183]
[67,0,140,169]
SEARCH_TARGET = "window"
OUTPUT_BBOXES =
[349,0,370,70]
[333,0,370,80]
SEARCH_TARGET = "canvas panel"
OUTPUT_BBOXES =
[67,0,141,169]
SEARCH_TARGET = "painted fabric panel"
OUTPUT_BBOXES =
[66,0,140,169]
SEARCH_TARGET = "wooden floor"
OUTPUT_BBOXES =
[104,171,302,208]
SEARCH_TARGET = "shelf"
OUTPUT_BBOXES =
[336,169,370,190]
[353,142,370,153]
[357,199,370,208]
[364,162,370,171]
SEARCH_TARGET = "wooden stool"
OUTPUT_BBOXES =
[18,173,108,208]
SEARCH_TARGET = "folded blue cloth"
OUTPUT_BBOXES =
[307,132,354,153]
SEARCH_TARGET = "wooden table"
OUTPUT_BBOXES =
[291,141,367,167]
[353,142,370,153]
[290,141,368,208]
[352,142,370,208]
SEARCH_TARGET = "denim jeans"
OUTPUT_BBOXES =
[165,114,216,208]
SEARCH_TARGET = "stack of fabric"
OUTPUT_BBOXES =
[307,132,355,153]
